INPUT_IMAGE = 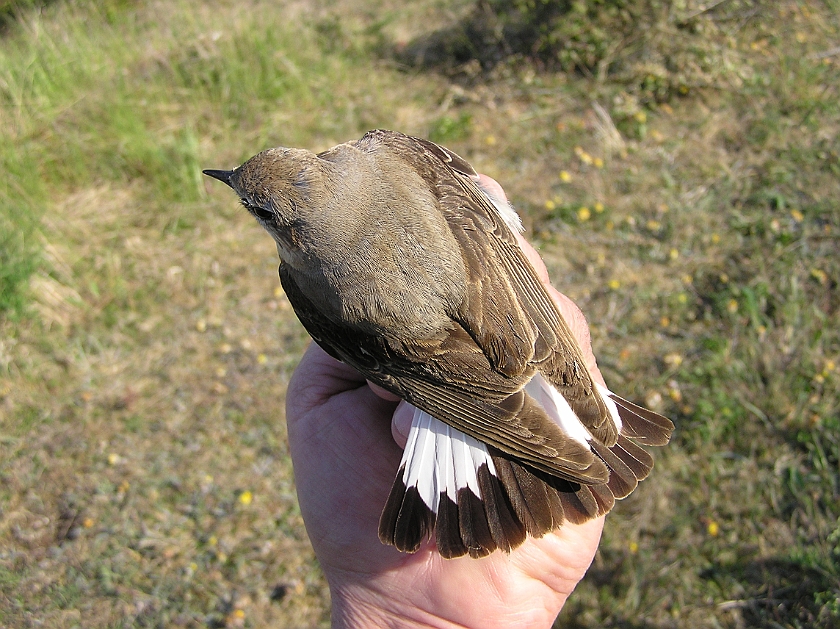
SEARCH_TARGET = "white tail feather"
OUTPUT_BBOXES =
[398,377,624,514]
[399,405,495,513]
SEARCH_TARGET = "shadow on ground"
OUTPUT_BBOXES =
[390,0,573,72]
[702,556,838,628]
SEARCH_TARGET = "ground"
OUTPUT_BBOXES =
[1,1,838,627]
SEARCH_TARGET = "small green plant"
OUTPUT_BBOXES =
[429,112,473,142]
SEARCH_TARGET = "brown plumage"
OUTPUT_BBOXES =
[204,129,674,558]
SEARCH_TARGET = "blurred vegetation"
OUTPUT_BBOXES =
[396,0,837,110]
[1,0,838,627]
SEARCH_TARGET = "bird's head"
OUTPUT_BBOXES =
[204,147,324,260]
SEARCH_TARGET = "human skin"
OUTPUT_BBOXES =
[285,176,605,628]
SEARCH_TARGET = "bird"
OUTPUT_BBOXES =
[203,129,673,559]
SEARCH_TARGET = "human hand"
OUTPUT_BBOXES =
[285,176,605,629]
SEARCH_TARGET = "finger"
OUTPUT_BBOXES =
[367,382,411,449]
[391,400,413,449]
[287,342,367,423]
[368,381,402,402]
[476,173,507,205]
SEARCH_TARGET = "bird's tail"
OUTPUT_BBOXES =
[378,377,673,558]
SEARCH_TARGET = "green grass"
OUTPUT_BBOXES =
[1,0,838,627]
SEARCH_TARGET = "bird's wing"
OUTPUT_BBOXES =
[363,129,618,446]
[279,263,607,485]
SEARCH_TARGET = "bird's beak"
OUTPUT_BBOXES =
[202,169,235,188]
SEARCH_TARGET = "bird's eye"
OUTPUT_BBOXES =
[252,206,274,221]
[241,198,274,222]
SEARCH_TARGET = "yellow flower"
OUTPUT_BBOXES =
[629,541,639,554]
[810,268,828,284]
[825,359,836,372]
[239,490,253,505]
[634,111,647,123]
[608,279,621,290]
[647,219,661,231]
[677,293,688,304]
[681,274,693,285]
[594,202,605,213]
[664,353,683,367]
[660,316,670,327]
[257,353,268,365]
[726,299,738,313]
[593,157,604,169]
[707,521,720,536]
[83,518,95,528]
[485,135,497,146]
[544,199,556,210]
[579,152,594,165]
[195,319,207,332]
[669,248,679,260]
[107,453,120,466]
[645,391,663,409]
[559,170,572,182]
[790,209,804,222]
[577,207,591,222]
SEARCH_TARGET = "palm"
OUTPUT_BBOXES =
[287,343,604,628]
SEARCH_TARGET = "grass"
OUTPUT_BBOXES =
[1,0,838,627]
